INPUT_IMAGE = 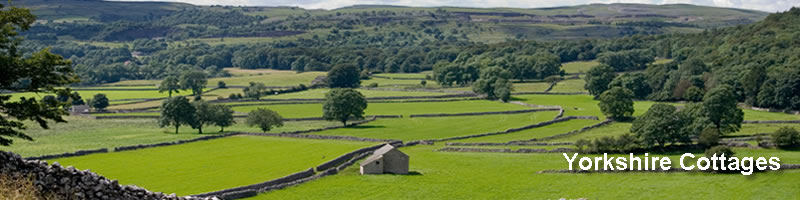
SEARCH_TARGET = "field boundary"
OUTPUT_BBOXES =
[369,75,426,80]
[445,142,574,146]
[742,120,800,124]
[23,117,384,160]
[437,147,574,153]
[512,119,613,143]
[191,142,398,199]
[424,115,598,143]
[408,108,560,118]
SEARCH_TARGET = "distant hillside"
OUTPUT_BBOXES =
[14,1,769,43]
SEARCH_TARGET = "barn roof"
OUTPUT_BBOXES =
[360,144,398,166]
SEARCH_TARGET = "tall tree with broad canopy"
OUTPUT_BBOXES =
[323,88,368,125]
[192,100,214,134]
[246,108,284,132]
[158,75,181,97]
[212,104,235,132]
[631,104,690,147]
[180,70,207,96]
[327,63,361,88]
[472,66,513,101]
[0,4,78,146]
[159,96,197,134]
[584,64,616,96]
[702,84,743,134]
[598,87,634,120]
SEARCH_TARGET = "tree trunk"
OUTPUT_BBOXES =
[342,119,347,126]
[198,126,203,134]
[175,125,179,134]
[169,90,173,97]
[220,126,224,132]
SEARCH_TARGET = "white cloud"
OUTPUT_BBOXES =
[113,0,799,12]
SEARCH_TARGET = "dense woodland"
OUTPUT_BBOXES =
[14,2,800,110]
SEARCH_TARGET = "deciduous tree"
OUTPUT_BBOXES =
[323,88,367,125]
[246,108,284,132]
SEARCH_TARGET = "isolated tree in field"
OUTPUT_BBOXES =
[472,66,513,101]
[327,63,361,88]
[598,87,634,120]
[631,104,689,147]
[212,104,235,132]
[702,85,743,134]
[323,88,368,125]
[70,92,84,105]
[159,96,197,134]
[246,108,284,132]
[217,81,227,89]
[90,93,109,111]
[584,64,616,96]
[180,70,208,96]
[0,5,78,146]
[159,75,181,97]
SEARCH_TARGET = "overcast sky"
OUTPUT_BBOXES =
[114,0,799,12]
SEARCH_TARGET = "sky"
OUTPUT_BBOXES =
[114,0,800,12]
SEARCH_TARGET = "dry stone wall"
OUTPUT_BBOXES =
[1,151,217,200]
[513,118,613,142]
[437,147,574,153]
[408,108,560,118]
[742,120,800,124]
[431,116,589,142]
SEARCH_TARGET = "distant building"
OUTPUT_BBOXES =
[70,105,91,114]
[360,144,409,175]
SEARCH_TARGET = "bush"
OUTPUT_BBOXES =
[420,80,427,87]
[366,83,379,88]
[705,145,734,158]
[698,127,721,147]
[772,127,800,148]
[575,133,640,153]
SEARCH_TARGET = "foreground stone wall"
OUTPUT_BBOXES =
[1,151,216,200]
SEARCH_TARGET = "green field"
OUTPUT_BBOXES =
[549,78,587,93]
[230,100,531,118]
[311,112,558,141]
[512,82,552,93]
[561,61,598,74]
[259,89,447,99]
[453,119,600,143]
[54,136,375,196]
[251,145,800,199]
[0,116,339,157]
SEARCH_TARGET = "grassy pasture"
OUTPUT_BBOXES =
[0,116,339,157]
[311,112,558,141]
[251,145,800,199]
[452,119,600,143]
[561,61,598,74]
[229,100,530,118]
[548,78,587,93]
[512,82,552,92]
[515,95,662,119]
[54,136,375,196]
[10,90,172,103]
[258,89,447,100]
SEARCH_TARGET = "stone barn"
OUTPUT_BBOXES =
[360,144,409,175]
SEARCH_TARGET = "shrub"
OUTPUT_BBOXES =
[772,127,800,148]
[420,80,427,87]
[576,133,640,153]
[698,127,721,147]
[367,83,379,88]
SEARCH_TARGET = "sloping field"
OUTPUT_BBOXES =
[311,112,558,141]
[250,145,800,199]
[230,100,531,118]
[54,136,375,196]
